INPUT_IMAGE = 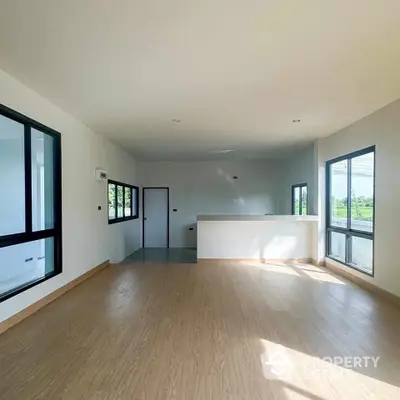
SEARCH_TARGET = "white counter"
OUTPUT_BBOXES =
[197,215,318,261]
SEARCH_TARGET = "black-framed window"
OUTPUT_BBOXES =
[108,180,138,224]
[292,183,308,215]
[0,104,62,302]
[326,146,375,275]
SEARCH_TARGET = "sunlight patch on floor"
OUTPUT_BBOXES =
[259,339,400,399]
[300,270,346,285]
[257,263,301,276]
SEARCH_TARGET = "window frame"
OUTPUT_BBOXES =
[291,183,308,215]
[0,103,62,302]
[108,179,139,224]
[325,145,376,276]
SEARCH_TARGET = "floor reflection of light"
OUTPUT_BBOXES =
[241,261,300,276]
[259,339,400,399]
[258,263,300,276]
[295,264,326,273]
[300,270,345,285]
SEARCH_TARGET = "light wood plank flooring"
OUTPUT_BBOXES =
[1,261,400,399]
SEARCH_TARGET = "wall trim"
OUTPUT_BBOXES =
[0,259,110,335]
[324,259,400,307]
[198,258,312,264]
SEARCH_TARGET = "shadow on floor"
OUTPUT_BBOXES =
[124,247,197,264]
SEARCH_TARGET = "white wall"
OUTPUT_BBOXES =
[0,69,140,323]
[316,99,400,297]
[278,144,317,215]
[198,218,316,260]
[138,160,282,247]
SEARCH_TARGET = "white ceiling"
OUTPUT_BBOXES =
[1,0,400,161]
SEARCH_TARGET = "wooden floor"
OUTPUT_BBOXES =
[1,261,400,399]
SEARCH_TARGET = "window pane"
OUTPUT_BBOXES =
[0,115,25,236]
[301,186,307,215]
[108,184,116,219]
[329,160,348,228]
[117,185,124,218]
[0,238,54,297]
[132,188,138,217]
[328,231,346,262]
[350,236,373,274]
[293,187,300,215]
[350,153,374,233]
[124,187,132,217]
[32,129,54,231]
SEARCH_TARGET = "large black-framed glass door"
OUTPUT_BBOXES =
[326,146,375,275]
[0,104,62,302]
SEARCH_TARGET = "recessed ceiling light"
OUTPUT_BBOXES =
[293,119,301,123]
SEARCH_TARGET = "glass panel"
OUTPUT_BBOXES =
[328,231,346,262]
[350,152,374,233]
[350,236,373,274]
[329,160,348,228]
[301,186,308,215]
[0,115,26,236]
[293,187,300,215]
[0,238,54,297]
[108,184,116,219]
[117,185,124,218]
[124,187,131,217]
[32,129,54,231]
[132,188,137,217]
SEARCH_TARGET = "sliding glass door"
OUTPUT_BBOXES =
[326,146,375,275]
[0,105,62,301]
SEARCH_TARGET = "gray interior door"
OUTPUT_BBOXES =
[143,188,169,248]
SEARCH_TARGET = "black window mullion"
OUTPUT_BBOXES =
[0,229,56,249]
[346,159,352,263]
[134,187,138,217]
[24,124,32,233]
[53,133,62,274]
[326,164,331,228]
[291,186,294,215]
[299,187,303,215]
[347,159,351,230]
[130,187,133,217]
[122,186,126,218]
[114,184,118,220]
[327,226,373,240]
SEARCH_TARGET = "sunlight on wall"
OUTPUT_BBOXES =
[217,167,235,183]
[261,236,297,258]
[233,197,245,205]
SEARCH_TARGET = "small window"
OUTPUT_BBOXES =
[108,180,138,224]
[292,183,308,215]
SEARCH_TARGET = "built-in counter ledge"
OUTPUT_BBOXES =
[197,214,319,222]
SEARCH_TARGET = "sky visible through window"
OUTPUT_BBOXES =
[331,152,374,198]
